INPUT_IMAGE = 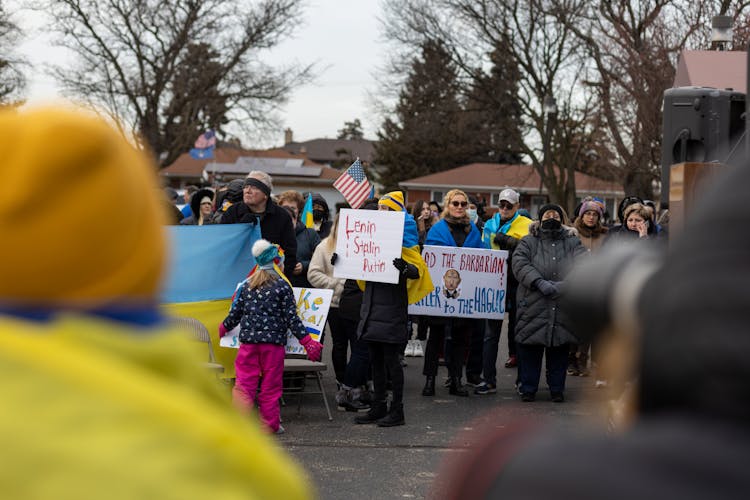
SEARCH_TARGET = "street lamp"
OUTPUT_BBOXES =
[711,15,733,51]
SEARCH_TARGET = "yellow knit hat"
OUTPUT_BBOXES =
[378,191,406,212]
[0,107,167,307]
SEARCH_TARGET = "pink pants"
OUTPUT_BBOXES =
[233,343,285,433]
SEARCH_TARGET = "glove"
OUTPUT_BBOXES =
[494,233,518,250]
[218,322,228,338]
[536,279,559,297]
[393,257,408,274]
[299,334,323,362]
[330,252,339,265]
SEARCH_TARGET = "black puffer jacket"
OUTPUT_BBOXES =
[357,263,419,344]
[512,221,585,346]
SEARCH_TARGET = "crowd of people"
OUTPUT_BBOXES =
[166,176,668,423]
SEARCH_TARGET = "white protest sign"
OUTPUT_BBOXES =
[408,245,508,319]
[219,286,333,356]
[333,208,405,284]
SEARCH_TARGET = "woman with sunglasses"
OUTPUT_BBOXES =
[420,189,487,397]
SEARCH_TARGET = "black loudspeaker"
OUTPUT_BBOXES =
[660,87,745,208]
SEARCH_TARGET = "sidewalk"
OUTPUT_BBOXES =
[277,333,610,499]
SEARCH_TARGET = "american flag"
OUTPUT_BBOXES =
[333,159,372,209]
[194,130,217,149]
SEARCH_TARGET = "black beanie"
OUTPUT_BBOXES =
[538,203,564,222]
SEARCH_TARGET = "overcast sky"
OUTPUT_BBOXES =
[15,0,388,148]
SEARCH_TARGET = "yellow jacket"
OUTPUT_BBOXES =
[0,314,312,500]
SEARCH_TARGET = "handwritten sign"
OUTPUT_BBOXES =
[408,245,508,319]
[333,208,405,284]
[219,287,333,356]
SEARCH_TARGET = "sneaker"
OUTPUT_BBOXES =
[551,392,565,403]
[504,355,517,368]
[275,424,286,435]
[412,340,424,357]
[404,340,415,357]
[595,379,608,388]
[465,374,483,386]
[521,392,535,402]
[474,382,497,395]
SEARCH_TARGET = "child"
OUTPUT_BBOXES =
[219,239,323,434]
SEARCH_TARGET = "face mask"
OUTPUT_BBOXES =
[541,218,562,232]
[467,209,478,222]
[312,209,326,222]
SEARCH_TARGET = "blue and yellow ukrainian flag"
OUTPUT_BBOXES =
[301,193,315,228]
[160,223,261,378]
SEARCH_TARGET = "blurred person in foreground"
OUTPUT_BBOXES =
[0,107,311,499]
[434,160,750,499]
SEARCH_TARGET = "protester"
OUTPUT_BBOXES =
[180,184,199,218]
[307,213,351,397]
[568,197,608,376]
[219,171,297,276]
[278,190,321,288]
[421,189,487,397]
[219,239,323,434]
[326,198,381,412]
[164,186,184,224]
[311,193,334,240]
[0,106,312,498]
[180,187,215,225]
[212,178,245,223]
[342,191,428,427]
[407,199,437,357]
[476,188,533,394]
[512,203,585,402]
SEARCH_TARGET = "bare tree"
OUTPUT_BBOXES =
[38,0,312,166]
[381,0,604,214]
[0,2,26,104]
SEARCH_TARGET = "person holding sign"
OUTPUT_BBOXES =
[421,189,488,397]
[477,188,533,394]
[219,239,323,434]
[349,191,430,427]
[512,204,585,403]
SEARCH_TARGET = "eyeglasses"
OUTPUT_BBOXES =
[499,201,514,209]
[451,201,468,208]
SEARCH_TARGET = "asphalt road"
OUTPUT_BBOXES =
[277,330,613,500]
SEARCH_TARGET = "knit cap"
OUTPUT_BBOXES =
[579,198,604,218]
[252,239,282,270]
[0,107,166,307]
[378,191,406,212]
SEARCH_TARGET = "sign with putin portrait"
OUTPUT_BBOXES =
[408,245,509,319]
[333,208,405,284]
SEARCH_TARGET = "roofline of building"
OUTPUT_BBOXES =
[399,182,623,196]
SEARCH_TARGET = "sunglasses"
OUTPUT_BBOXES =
[499,201,514,209]
[451,201,468,208]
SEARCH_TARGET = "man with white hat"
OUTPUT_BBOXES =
[476,188,533,395]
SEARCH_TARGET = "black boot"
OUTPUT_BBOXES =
[421,376,435,396]
[354,400,388,424]
[449,377,469,397]
[377,403,405,427]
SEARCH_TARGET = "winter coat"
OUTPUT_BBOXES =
[290,220,321,288]
[222,277,307,346]
[220,200,297,276]
[307,240,345,308]
[512,221,586,347]
[357,263,419,344]
[338,279,364,322]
